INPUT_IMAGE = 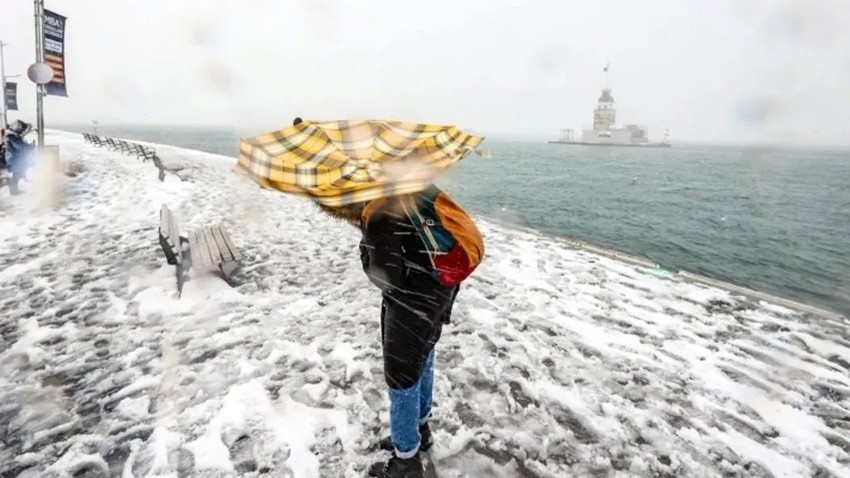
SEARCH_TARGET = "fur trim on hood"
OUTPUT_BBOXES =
[316,202,366,227]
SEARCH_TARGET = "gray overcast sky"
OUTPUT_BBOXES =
[1,0,849,144]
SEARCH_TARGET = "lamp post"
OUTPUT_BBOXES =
[0,40,7,128]
[34,0,45,147]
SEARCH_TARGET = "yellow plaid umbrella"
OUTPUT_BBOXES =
[235,119,485,206]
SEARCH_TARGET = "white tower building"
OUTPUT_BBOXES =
[593,88,616,132]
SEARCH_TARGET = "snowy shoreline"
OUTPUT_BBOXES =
[1,131,849,477]
[68,129,850,321]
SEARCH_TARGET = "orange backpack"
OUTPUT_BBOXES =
[400,188,485,286]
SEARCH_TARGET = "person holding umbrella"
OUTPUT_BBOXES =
[237,119,486,477]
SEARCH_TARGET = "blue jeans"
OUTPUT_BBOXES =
[388,348,435,458]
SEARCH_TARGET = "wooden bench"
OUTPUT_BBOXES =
[158,204,242,295]
[138,146,158,163]
[151,154,166,181]
[130,143,145,160]
[187,225,242,277]
[83,134,165,181]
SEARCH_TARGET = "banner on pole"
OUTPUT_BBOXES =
[4,82,18,110]
[43,10,67,97]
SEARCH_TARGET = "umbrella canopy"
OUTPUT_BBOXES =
[235,120,484,206]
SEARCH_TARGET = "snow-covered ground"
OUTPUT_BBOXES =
[1,131,849,478]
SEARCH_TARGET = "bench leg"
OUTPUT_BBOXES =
[176,238,190,297]
[180,237,193,270]
[159,235,180,266]
[220,260,240,278]
[176,262,185,298]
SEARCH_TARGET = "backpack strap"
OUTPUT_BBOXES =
[400,195,439,271]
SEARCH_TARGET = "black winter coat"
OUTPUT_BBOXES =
[359,195,459,389]
[359,195,458,321]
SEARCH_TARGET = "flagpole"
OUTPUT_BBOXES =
[34,0,45,147]
[0,40,8,128]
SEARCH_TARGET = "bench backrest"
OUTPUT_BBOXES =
[159,204,182,265]
[215,226,242,261]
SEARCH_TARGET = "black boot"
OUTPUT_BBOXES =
[378,422,432,452]
[368,452,423,478]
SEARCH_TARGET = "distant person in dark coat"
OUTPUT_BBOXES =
[0,128,6,171]
[4,120,35,195]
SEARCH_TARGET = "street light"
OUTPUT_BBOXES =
[33,0,46,148]
[0,42,34,129]
[0,40,9,128]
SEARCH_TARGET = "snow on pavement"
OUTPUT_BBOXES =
[1,131,849,478]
